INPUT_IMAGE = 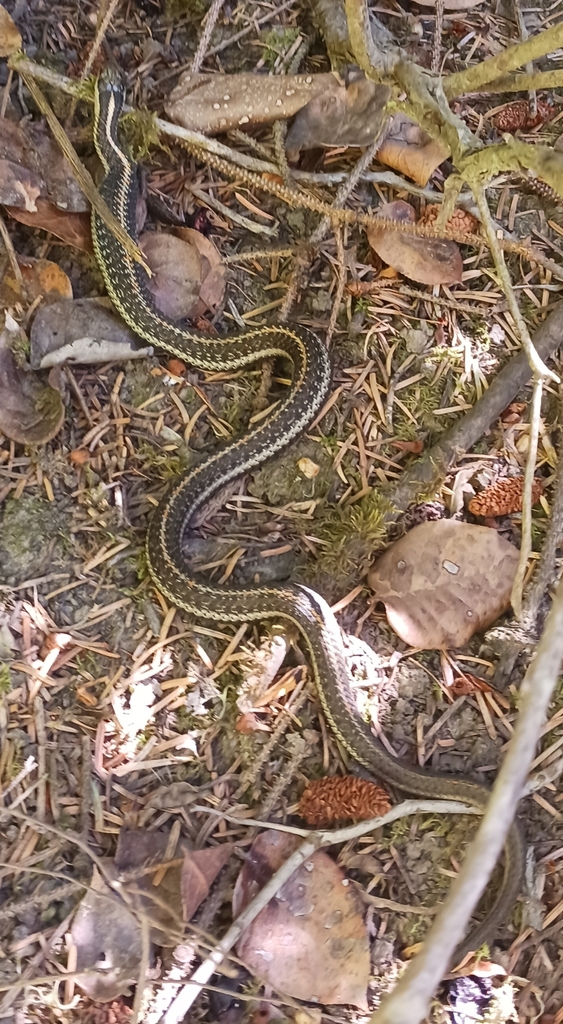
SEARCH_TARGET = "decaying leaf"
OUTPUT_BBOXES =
[285,75,390,160]
[0,115,87,212]
[140,228,226,321]
[0,158,41,210]
[175,227,227,315]
[234,831,369,1009]
[375,115,450,186]
[6,198,92,251]
[181,843,233,922]
[70,865,143,1002]
[0,4,21,56]
[368,520,519,649]
[114,826,232,941]
[166,71,337,134]
[367,201,463,286]
[31,298,150,369]
[0,255,72,309]
[0,312,65,444]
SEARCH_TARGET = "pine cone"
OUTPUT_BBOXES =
[468,477,543,517]
[418,204,480,236]
[522,175,559,202]
[298,775,391,827]
[493,101,529,132]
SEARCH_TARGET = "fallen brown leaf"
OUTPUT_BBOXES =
[367,201,462,286]
[234,831,369,1009]
[0,312,65,444]
[6,197,92,251]
[181,843,233,922]
[31,297,148,369]
[0,4,21,56]
[175,226,226,316]
[285,75,390,160]
[0,116,87,212]
[376,115,450,186]
[368,520,519,648]
[0,158,41,210]
[140,228,225,320]
[0,255,72,308]
[70,865,143,1002]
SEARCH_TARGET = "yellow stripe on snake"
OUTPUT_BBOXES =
[91,69,525,955]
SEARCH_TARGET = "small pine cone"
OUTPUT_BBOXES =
[468,477,543,517]
[298,775,391,827]
[493,101,529,132]
[523,176,560,202]
[418,203,480,236]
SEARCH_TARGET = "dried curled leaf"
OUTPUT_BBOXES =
[285,75,390,160]
[299,775,391,827]
[376,116,449,186]
[367,201,463,286]
[234,831,369,1009]
[368,520,519,649]
[140,229,225,320]
[468,477,543,517]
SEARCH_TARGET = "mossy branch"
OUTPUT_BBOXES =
[443,20,563,99]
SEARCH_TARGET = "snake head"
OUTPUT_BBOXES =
[98,66,125,95]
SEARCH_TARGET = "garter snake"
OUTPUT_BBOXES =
[91,70,525,953]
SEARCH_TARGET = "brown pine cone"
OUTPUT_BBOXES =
[418,203,480,236]
[468,477,543,517]
[493,101,529,132]
[298,775,391,827]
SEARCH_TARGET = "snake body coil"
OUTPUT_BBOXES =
[91,70,525,953]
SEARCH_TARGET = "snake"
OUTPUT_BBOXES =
[91,69,525,954]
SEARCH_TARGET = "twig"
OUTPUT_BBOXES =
[325,226,347,346]
[473,70,563,93]
[371,575,563,1024]
[80,0,121,82]
[512,0,537,116]
[191,0,226,74]
[431,0,445,75]
[160,799,478,1024]
[522,384,563,628]
[472,182,558,384]
[511,377,544,616]
[189,186,278,237]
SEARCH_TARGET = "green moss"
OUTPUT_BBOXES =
[121,108,162,162]
[311,491,390,583]
[260,27,300,69]
[0,493,67,579]
[164,0,206,18]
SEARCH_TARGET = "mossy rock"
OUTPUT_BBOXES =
[0,493,70,582]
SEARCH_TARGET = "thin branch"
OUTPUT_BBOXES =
[371,574,563,1024]
[472,182,558,384]
[511,377,544,616]
[190,0,226,75]
[522,384,563,628]
[444,20,563,98]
